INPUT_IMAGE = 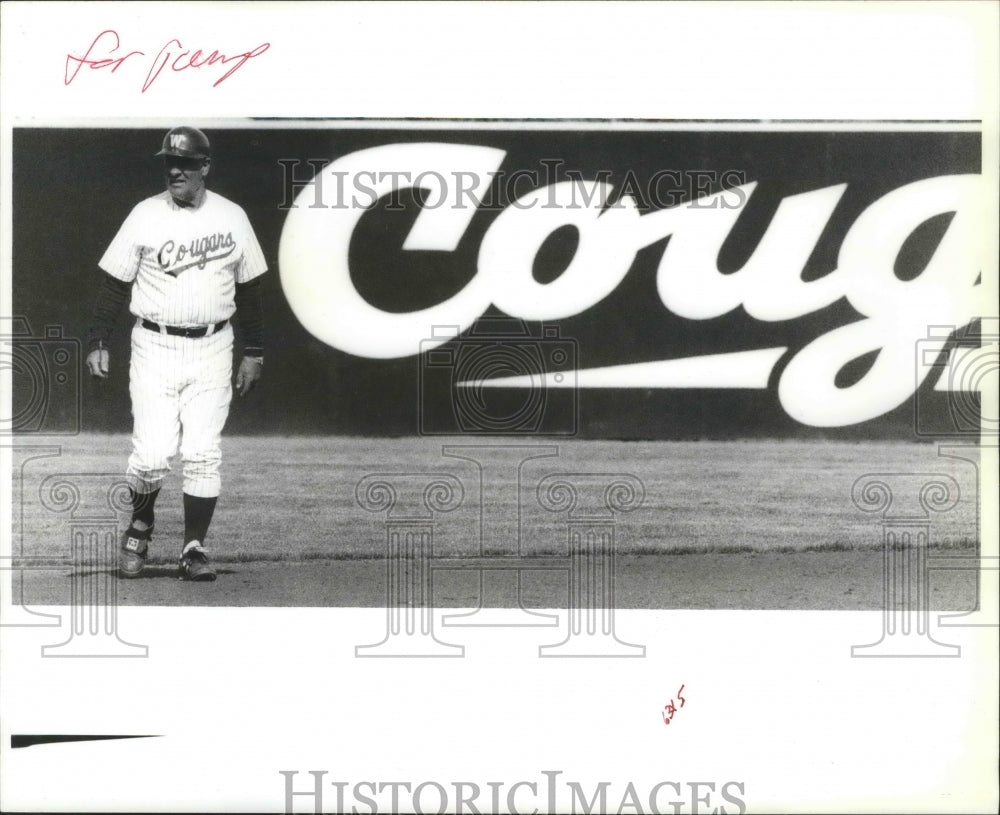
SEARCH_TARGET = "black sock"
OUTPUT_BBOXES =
[130,487,160,530]
[183,493,218,545]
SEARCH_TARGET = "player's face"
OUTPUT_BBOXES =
[164,155,210,205]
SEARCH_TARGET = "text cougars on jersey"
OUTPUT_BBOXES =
[279,770,747,814]
[277,142,984,428]
[157,231,236,276]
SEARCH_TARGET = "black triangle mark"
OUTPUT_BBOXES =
[11,734,160,749]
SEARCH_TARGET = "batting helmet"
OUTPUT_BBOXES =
[155,126,211,160]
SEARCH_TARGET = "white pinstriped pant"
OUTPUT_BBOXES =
[127,320,233,498]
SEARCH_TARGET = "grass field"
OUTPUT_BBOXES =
[13,433,980,564]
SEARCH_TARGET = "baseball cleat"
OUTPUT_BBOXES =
[119,525,153,578]
[179,542,217,581]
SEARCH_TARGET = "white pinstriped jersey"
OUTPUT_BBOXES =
[100,190,267,326]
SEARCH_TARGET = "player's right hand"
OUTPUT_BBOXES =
[86,349,109,379]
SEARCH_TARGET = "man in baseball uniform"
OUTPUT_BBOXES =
[86,126,267,581]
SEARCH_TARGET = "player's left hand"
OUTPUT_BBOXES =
[86,348,110,379]
[235,356,262,397]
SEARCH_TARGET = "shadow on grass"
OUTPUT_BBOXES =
[31,536,979,570]
[70,565,240,579]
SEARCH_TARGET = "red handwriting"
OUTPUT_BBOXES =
[64,30,144,85]
[661,684,686,726]
[65,30,270,93]
[142,38,271,92]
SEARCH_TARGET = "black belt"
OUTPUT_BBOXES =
[141,319,228,338]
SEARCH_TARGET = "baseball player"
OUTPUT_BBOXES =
[86,126,267,581]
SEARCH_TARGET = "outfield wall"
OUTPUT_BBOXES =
[10,125,985,439]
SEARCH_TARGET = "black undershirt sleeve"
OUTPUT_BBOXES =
[234,277,264,356]
[87,272,132,351]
